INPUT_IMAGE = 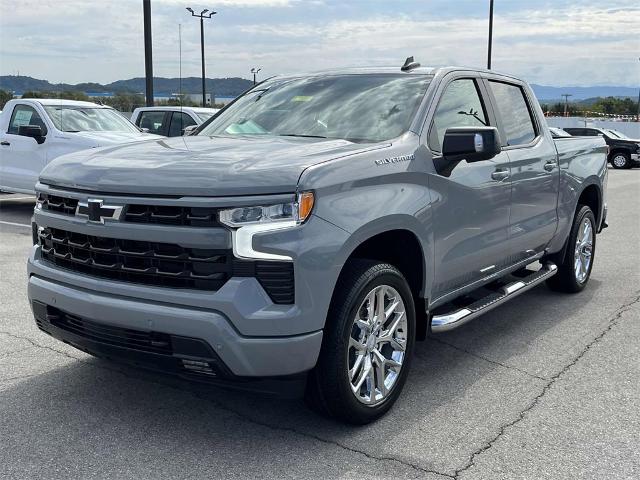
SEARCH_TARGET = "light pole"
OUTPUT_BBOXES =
[251,67,262,85]
[186,7,217,107]
[561,93,573,117]
[636,57,639,122]
[487,0,494,70]
[143,0,154,107]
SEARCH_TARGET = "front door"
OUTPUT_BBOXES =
[485,79,559,262]
[427,77,512,301]
[0,104,48,192]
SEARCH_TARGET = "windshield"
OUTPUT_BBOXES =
[199,74,431,143]
[44,106,141,133]
[606,129,629,139]
[196,112,215,122]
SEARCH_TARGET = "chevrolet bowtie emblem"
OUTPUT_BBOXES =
[76,199,123,224]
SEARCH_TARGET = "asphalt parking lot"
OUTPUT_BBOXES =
[1,169,638,480]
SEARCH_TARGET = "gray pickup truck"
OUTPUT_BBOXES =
[28,61,608,424]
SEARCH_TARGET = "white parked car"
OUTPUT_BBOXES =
[130,106,219,137]
[0,99,161,194]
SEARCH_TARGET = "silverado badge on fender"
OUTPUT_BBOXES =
[375,154,415,166]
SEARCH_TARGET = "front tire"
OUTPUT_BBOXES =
[306,260,416,424]
[547,205,596,293]
[610,152,630,169]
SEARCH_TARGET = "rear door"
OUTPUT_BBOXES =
[426,75,513,301]
[485,79,559,263]
[0,103,49,192]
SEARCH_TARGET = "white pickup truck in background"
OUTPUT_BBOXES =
[130,106,219,137]
[0,99,160,194]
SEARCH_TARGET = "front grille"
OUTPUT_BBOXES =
[39,227,230,290]
[38,193,221,227]
[125,204,221,227]
[38,193,78,215]
[37,227,295,303]
[41,307,173,355]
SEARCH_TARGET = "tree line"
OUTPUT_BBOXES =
[541,96,639,117]
[0,89,222,111]
[1,88,638,118]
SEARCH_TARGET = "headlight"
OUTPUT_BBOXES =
[219,192,314,261]
[219,191,314,228]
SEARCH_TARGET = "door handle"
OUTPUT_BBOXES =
[0,141,10,146]
[544,161,558,172]
[491,169,510,181]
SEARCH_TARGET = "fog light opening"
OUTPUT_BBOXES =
[181,358,217,376]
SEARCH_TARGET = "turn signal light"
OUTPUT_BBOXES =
[298,191,315,223]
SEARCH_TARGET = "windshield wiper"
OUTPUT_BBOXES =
[279,134,328,139]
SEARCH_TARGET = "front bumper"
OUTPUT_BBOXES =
[28,272,322,378]
[631,153,640,163]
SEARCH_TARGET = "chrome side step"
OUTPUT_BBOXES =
[430,263,558,333]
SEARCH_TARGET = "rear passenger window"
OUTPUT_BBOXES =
[489,81,537,146]
[429,79,488,152]
[137,111,166,135]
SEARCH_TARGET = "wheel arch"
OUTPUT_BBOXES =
[608,147,630,163]
[335,219,431,340]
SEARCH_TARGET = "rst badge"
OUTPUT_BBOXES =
[76,199,123,224]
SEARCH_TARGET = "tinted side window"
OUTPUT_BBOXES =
[429,79,488,151]
[583,129,599,136]
[168,112,197,137]
[138,111,166,135]
[564,128,585,136]
[8,105,48,135]
[489,81,536,146]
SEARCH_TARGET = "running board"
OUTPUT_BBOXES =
[430,263,558,333]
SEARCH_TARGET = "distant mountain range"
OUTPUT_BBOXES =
[0,75,253,98]
[0,75,637,102]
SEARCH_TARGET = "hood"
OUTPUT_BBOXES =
[69,130,162,146]
[40,135,389,196]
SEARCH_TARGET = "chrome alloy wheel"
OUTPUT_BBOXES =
[612,154,627,168]
[574,217,594,284]
[347,285,407,406]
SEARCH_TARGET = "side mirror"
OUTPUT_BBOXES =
[139,127,150,133]
[442,127,501,163]
[183,125,198,136]
[18,125,46,144]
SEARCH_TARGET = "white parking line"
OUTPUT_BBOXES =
[0,196,35,201]
[0,220,31,229]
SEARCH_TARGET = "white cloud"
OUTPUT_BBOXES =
[0,1,638,86]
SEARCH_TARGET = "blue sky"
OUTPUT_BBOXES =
[0,0,638,86]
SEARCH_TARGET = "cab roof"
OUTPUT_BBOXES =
[272,65,525,83]
[22,98,110,108]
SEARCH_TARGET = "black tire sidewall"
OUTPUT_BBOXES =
[611,153,629,169]
[565,206,597,291]
[318,262,416,423]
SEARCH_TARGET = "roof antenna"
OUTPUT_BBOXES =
[401,56,421,72]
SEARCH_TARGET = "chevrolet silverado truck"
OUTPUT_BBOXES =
[28,62,608,424]
[0,99,160,194]
[564,126,640,169]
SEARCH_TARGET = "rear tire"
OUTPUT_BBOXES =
[547,205,596,293]
[610,152,630,169]
[306,260,416,424]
